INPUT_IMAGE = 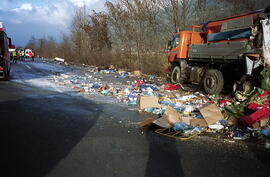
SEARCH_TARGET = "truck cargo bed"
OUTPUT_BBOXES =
[188,41,250,60]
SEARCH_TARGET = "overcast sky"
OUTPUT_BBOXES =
[0,0,106,47]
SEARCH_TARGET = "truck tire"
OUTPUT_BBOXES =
[3,69,9,81]
[171,62,188,84]
[203,69,224,95]
[171,66,181,84]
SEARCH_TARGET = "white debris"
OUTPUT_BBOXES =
[55,57,65,62]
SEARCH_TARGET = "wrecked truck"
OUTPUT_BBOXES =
[0,22,11,80]
[166,6,270,95]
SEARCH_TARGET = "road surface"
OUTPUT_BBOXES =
[1,60,270,177]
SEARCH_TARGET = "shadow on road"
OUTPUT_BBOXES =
[1,91,100,177]
[145,128,185,177]
[246,141,270,171]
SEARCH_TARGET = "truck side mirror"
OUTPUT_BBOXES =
[167,40,173,50]
[167,40,172,47]
[8,38,12,48]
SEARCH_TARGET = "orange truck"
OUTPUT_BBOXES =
[166,6,270,94]
[0,22,11,80]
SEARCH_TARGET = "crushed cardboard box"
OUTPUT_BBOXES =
[137,96,159,110]
[138,103,224,129]
[138,107,181,128]
[138,118,155,127]
[177,115,208,127]
[164,107,182,125]
[190,118,208,127]
[199,103,224,126]
[109,64,115,69]
[153,107,182,128]
[133,70,142,77]
[137,117,171,128]
[153,117,172,128]
[161,103,223,127]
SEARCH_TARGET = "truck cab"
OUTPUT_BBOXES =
[167,28,205,62]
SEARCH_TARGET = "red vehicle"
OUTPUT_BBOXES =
[0,22,11,80]
[25,49,33,58]
[166,7,270,94]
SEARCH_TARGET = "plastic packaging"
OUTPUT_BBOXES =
[173,122,193,132]
[261,128,270,138]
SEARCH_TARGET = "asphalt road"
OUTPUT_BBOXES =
[1,60,270,177]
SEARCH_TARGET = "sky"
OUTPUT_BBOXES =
[0,0,107,47]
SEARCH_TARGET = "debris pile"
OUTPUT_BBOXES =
[49,66,270,147]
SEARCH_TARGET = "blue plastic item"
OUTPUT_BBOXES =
[145,107,154,113]
[208,28,251,42]
[261,128,270,138]
[173,106,185,112]
[92,83,100,89]
[173,122,194,132]
[128,100,137,106]
[119,72,129,78]
[101,90,112,95]
[159,101,175,107]
[139,84,158,91]
[128,93,137,99]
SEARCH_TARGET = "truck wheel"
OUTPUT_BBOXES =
[171,66,181,84]
[203,69,224,95]
[3,68,9,81]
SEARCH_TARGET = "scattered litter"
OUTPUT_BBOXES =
[48,64,270,146]
[164,83,180,90]
[55,57,65,62]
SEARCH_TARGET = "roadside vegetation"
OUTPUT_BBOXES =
[25,0,269,76]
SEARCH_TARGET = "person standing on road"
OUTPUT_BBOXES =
[16,50,20,61]
[32,51,35,61]
[18,50,22,61]
[12,50,17,63]
[21,50,25,61]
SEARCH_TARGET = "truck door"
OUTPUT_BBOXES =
[167,34,180,62]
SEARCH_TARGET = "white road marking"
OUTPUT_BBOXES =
[25,64,31,69]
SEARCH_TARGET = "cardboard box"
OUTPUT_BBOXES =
[153,117,172,128]
[252,118,270,128]
[181,116,192,125]
[133,70,142,77]
[174,115,208,127]
[152,107,182,128]
[138,103,224,129]
[190,118,208,127]
[138,96,159,110]
[199,103,224,126]
[164,107,182,125]
[109,64,115,69]
[138,118,155,127]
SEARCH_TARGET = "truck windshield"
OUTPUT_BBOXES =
[172,35,180,48]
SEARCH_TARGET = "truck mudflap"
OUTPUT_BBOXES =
[188,41,251,60]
